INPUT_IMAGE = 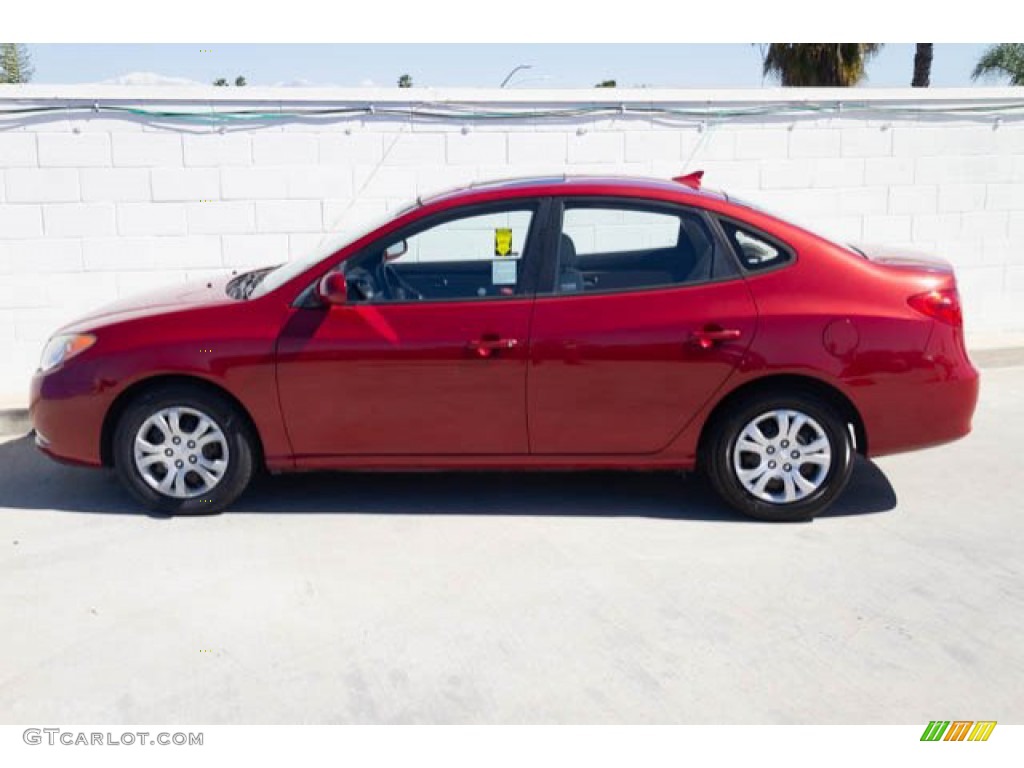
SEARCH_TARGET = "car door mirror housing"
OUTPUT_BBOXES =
[316,272,349,306]
[383,240,408,262]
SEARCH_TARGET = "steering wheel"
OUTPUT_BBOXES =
[376,262,425,302]
[344,266,379,302]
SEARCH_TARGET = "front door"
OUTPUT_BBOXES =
[276,201,545,458]
[528,199,757,455]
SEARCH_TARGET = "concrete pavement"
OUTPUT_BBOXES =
[0,367,1022,724]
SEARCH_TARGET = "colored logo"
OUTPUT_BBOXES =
[920,721,996,741]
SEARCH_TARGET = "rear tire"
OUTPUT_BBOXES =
[112,384,255,515]
[703,393,854,522]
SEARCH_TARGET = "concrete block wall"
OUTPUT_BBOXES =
[1,85,1023,398]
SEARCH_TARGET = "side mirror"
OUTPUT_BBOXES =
[316,272,348,306]
[383,240,408,262]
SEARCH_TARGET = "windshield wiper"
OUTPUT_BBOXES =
[227,268,274,300]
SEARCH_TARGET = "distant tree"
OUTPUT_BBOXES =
[0,43,34,83]
[912,44,933,87]
[972,43,1024,85]
[397,74,413,88]
[762,43,882,86]
[595,79,617,88]
[213,77,229,86]
[234,75,247,87]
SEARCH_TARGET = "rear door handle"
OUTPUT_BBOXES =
[690,326,742,350]
[467,336,519,358]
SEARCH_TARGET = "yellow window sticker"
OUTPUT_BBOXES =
[494,228,514,257]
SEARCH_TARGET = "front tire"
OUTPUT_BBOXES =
[112,384,256,515]
[703,393,854,522]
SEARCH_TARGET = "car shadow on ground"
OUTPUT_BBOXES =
[0,434,897,522]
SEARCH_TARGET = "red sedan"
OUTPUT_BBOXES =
[30,174,979,521]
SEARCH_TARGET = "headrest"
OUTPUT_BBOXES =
[559,233,577,267]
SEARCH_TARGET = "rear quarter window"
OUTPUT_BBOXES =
[718,219,794,272]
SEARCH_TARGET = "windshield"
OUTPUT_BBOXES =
[248,199,417,299]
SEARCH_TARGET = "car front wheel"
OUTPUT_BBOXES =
[704,393,854,522]
[112,384,256,514]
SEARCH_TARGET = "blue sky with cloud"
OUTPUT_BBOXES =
[26,43,997,88]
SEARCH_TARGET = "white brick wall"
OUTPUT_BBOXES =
[255,200,322,233]
[186,201,255,235]
[43,204,116,237]
[112,133,183,167]
[151,168,220,202]
[508,133,567,165]
[735,129,790,161]
[7,168,80,202]
[222,233,290,268]
[80,168,151,202]
[221,167,288,200]
[117,203,187,236]
[1,85,1023,396]
[38,133,111,167]
[0,206,43,239]
[183,134,251,167]
[446,132,507,166]
[0,134,38,167]
[252,134,318,166]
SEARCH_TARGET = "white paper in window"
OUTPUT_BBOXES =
[492,260,517,285]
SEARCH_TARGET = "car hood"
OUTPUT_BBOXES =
[854,243,954,273]
[60,273,238,332]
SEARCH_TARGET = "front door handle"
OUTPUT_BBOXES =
[467,336,519,358]
[690,326,742,350]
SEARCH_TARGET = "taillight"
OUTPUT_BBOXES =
[908,289,962,326]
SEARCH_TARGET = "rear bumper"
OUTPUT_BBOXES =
[862,371,979,457]
[857,330,980,458]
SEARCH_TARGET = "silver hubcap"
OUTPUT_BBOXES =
[133,407,229,498]
[732,409,832,505]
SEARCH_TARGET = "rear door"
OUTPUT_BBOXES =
[527,198,758,455]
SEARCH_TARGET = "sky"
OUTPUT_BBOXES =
[24,43,1000,88]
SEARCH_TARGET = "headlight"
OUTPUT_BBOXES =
[39,333,96,373]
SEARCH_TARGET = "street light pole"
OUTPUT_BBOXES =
[500,64,533,88]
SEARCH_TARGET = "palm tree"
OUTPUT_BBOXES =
[0,43,34,83]
[912,44,933,87]
[972,43,1024,85]
[762,44,882,86]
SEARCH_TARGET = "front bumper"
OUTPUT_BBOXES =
[30,367,109,468]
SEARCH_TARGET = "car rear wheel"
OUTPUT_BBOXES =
[703,393,854,522]
[113,384,255,515]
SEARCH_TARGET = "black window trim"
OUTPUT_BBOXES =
[535,196,743,300]
[297,197,554,308]
[712,214,799,276]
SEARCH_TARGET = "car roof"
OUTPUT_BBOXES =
[419,174,728,208]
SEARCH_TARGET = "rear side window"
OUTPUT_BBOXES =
[553,203,717,295]
[719,220,793,271]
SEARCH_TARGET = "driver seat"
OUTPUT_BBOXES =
[557,233,585,293]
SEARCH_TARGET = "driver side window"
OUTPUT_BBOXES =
[346,207,536,303]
